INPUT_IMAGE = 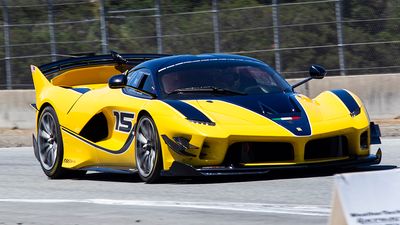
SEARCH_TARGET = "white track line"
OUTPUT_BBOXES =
[0,199,330,216]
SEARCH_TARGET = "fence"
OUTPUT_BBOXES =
[0,0,399,89]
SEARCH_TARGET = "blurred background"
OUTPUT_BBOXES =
[0,0,399,89]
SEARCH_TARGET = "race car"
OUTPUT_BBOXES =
[31,52,382,183]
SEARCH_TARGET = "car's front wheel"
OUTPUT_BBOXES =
[135,115,163,183]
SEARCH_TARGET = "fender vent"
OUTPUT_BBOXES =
[79,113,108,142]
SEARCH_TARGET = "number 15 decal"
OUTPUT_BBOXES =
[113,111,135,132]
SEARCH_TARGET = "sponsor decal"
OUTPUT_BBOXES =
[63,158,76,164]
[113,111,135,133]
[272,116,301,121]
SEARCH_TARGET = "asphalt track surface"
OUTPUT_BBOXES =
[0,138,398,225]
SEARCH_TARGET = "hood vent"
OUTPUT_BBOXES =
[257,95,300,116]
[258,101,278,115]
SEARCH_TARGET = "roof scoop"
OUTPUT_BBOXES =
[258,102,278,115]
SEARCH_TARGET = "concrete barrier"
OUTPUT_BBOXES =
[0,90,35,129]
[0,73,399,129]
[289,73,400,119]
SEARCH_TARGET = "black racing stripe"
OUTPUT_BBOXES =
[331,89,360,116]
[61,126,135,154]
[273,96,311,136]
[217,94,311,136]
[163,100,213,123]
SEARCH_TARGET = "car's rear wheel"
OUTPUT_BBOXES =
[135,115,163,183]
[37,106,85,179]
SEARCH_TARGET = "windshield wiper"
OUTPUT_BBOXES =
[168,86,247,96]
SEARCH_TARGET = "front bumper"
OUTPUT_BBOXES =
[161,148,382,176]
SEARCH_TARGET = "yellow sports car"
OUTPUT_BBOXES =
[31,52,382,183]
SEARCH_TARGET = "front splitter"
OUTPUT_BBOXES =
[161,149,382,177]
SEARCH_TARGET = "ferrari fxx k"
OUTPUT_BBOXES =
[31,52,382,183]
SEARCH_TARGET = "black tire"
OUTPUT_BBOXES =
[135,115,163,183]
[37,106,86,179]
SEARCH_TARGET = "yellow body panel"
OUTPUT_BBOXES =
[31,64,374,173]
[61,129,98,168]
[51,65,121,86]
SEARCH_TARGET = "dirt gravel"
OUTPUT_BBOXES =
[0,119,398,148]
[0,128,34,148]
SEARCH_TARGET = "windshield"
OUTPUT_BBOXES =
[158,59,292,97]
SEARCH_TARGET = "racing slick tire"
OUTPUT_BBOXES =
[135,114,163,183]
[37,106,86,179]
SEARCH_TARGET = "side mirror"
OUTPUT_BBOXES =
[292,64,327,89]
[309,64,326,79]
[108,74,127,89]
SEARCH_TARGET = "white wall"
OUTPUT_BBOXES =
[1,74,399,128]
[0,90,35,129]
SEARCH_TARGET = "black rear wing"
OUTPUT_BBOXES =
[39,53,170,76]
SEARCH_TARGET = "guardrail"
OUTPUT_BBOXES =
[0,74,399,129]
